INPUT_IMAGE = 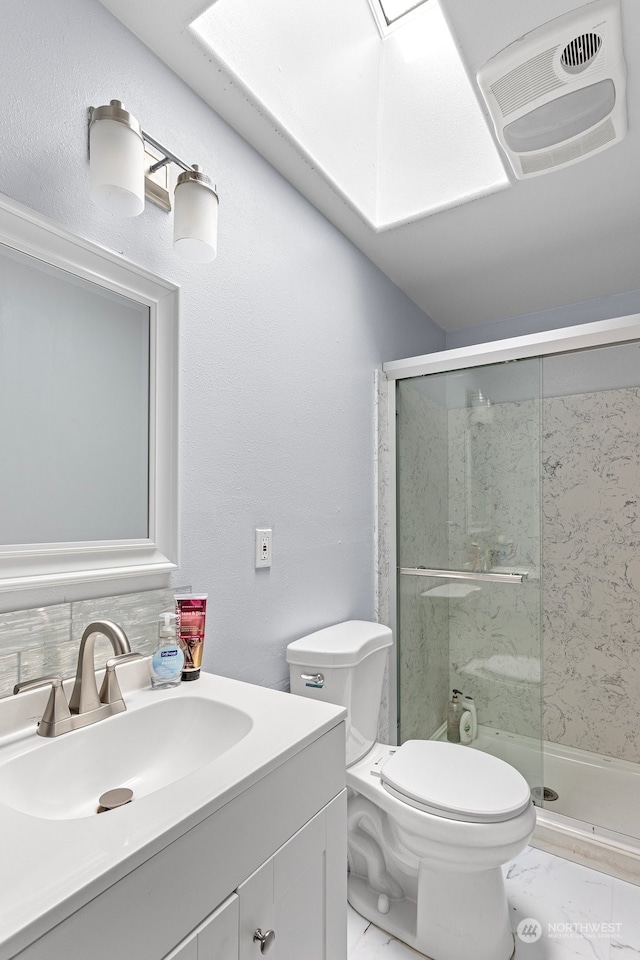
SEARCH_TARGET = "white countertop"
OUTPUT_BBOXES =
[0,667,346,958]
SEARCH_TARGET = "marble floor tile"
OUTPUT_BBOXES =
[608,877,640,958]
[348,920,423,960]
[505,846,614,960]
[348,906,371,955]
[347,846,640,960]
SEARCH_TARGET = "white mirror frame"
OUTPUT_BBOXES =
[0,193,179,591]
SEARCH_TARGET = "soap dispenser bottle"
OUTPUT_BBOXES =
[446,689,464,743]
[459,710,473,744]
[150,612,184,689]
[462,694,477,741]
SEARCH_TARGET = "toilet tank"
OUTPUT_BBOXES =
[286,620,393,766]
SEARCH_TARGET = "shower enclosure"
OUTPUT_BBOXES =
[382,315,640,869]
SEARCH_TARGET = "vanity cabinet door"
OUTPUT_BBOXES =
[238,792,346,960]
[197,894,239,959]
[164,894,239,960]
[164,936,198,960]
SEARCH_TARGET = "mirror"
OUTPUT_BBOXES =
[0,193,178,591]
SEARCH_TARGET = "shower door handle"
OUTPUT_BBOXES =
[400,567,525,584]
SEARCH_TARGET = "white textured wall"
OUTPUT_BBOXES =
[446,290,640,350]
[0,0,444,688]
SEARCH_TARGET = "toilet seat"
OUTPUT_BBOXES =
[380,740,532,823]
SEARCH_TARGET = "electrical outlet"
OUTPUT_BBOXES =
[255,528,272,568]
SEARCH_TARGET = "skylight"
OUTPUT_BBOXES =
[377,0,430,26]
[190,0,509,230]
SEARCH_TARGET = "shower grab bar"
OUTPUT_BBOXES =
[400,567,525,584]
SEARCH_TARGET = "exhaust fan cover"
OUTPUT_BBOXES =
[477,0,627,179]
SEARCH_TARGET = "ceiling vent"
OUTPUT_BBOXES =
[476,0,627,179]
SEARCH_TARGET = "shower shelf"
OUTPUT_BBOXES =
[400,567,526,584]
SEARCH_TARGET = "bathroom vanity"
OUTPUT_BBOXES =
[0,668,347,960]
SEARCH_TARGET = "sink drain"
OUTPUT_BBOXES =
[97,787,134,814]
[531,786,559,804]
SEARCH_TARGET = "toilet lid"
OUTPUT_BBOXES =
[380,740,532,823]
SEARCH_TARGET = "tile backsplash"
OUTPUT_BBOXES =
[0,586,189,699]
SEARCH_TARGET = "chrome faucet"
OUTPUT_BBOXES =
[14,619,143,738]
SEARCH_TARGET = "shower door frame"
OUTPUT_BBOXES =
[381,312,640,745]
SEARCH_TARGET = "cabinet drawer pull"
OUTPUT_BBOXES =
[253,928,276,954]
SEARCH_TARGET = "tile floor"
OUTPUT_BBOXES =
[347,846,640,959]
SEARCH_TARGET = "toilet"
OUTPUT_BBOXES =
[286,620,535,960]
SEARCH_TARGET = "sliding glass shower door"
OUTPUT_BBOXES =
[396,358,544,793]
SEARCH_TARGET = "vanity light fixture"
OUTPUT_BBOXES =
[88,100,219,263]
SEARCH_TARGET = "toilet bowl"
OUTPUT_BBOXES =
[287,620,535,960]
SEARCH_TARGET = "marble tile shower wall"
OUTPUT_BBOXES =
[543,388,640,764]
[448,399,542,739]
[447,399,542,574]
[396,382,449,740]
[0,586,187,699]
[393,383,640,763]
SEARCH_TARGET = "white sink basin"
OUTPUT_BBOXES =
[0,667,346,960]
[0,694,253,820]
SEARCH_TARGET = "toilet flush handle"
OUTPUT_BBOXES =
[301,672,324,688]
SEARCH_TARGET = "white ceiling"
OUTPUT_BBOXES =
[98,0,640,332]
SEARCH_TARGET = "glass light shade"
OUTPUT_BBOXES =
[173,177,219,263]
[90,117,145,217]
